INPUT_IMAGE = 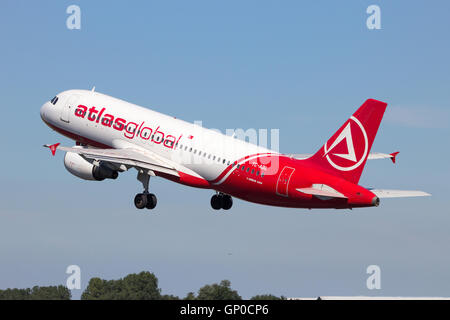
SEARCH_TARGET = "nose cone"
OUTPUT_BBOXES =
[40,101,51,122]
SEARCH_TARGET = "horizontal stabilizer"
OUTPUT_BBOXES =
[367,151,399,163]
[369,189,431,198]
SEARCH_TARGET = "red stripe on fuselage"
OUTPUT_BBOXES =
[208,152,276,184]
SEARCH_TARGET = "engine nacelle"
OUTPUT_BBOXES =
[64,152,118,181]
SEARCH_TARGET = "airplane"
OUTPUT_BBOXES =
[40,89,430,211]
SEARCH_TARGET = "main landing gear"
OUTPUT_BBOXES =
[211,193,233,210]
[134,170,157,210]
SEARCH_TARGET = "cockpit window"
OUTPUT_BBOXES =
[50,96,59,105]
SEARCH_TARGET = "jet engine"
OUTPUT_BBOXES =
[64,152,118,181]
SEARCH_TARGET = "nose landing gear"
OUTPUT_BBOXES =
[211,193,233,210]
[135,170,157,210]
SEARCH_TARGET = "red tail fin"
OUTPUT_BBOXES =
[306,99,387,184]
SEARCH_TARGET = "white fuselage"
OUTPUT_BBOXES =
[40,89,277,183]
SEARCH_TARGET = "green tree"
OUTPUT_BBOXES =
[184,292,197,300]
[30,285,71,300]
[80,277,106,300]
[0,288,31,300]
[81,271,162,300]
[196,280,241,300]
[0,286,71,300]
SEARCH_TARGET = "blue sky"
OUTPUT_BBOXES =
[0,1,449,299]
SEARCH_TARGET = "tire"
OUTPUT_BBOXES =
[222,196,233,210]
[134,193,147,209]
[210,195,222,210]
[146,193,157,209]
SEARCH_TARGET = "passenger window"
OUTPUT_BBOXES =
[189,147,192,152]
[246,167,250,173]
[251,169,255,174]
[223,159,226,164]
[256,171,260,176]
[241,166,245,171]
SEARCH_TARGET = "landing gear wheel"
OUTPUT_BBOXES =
[146,193,157,209]
[211,195,223,210]
[222,196,233,210]
[134,193,147,209]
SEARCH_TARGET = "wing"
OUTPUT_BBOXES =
[369,189,431,198]
[44,143,179,177]
[289,152,399,163]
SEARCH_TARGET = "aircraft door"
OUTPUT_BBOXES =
[276,166,295,197]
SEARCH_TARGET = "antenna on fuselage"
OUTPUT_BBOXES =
[91,86,96,92]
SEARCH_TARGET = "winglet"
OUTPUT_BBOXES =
[390,151,399,164]
[44,143,60,156]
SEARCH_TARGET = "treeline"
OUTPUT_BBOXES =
[0,285,71,300]
[0,271,285,300]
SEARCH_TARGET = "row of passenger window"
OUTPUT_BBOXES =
[236,163,264,177]
[175,142,230,165]
[174,142,264,177]
[79,112,264,177]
